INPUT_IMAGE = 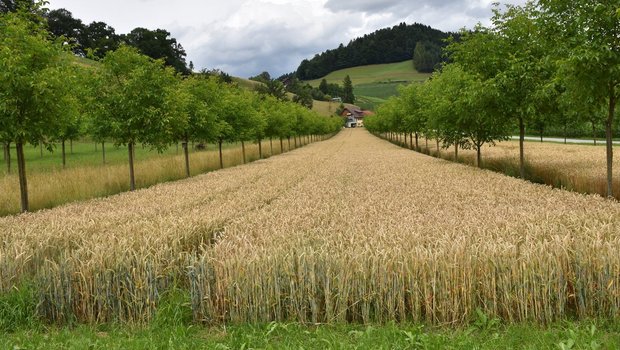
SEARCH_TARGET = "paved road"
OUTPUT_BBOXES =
[511,136,620,145]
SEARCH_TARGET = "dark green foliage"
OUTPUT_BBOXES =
[256,79,287,101]
[342,75,355,103]
[0,0,34,14]
[249,71,271,84]
[413,40,441,73]
[296,22,451,80]
[80,21,120,59]
[122,27,189,74]
[45,8,84,54]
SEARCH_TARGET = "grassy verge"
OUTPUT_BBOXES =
[2,320,618,349]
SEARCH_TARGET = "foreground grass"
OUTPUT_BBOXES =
[2,321,619,349]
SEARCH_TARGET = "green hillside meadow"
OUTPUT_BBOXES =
[305,60,431,110]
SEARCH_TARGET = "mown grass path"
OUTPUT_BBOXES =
[1,128,619,327]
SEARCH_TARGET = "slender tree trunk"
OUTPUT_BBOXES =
[270,138,273,155]
[564,123,567,144]
[592,121,597,146]
[183,135,190,178]
[218,140,224,169]
[280,138,284,154]
[415,132,419,151]
[241,140,246,164]
[454,143,459,161]
[258,139,262,159]
[425,136,428,151]
[605,89,616,198]
[102,142,106,164]
[477,144,482,168]
[16,142,29,212]
[409,133,413,149]
[294,136,298,148]
[62,140,66,169]
[128,142,136,191]
[39,142,43,158]
[540,130,543,143]
[4,142,10,174]
[519,117,525,179]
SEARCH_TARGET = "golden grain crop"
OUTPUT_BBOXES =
[1,129,619,325]
[393,135,620,199]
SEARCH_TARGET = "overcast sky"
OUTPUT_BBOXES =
[47,0,526,78]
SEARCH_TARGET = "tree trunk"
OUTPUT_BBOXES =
[280,138,284,154]
[454,143,459,161]
[241,140,246,164]
[409,133,413,149]
[605,88,616,198]
[16,142,29,212]
[62,140,66,169]
[294,136,298,148]
[270,138,273,155]
[218,140,223,169]
[4,142,10,174]
[39,142,43,158]
[258,139,262,159]
[128,142,136,191]
[415,132,419,151]
[564,123,567,144]
[425,136,429,151]
[540,130,543,143]
[477,145,482,168]
[519,117,525,179]
[183,135,190,178]
[592,121,597,146]
[102,142,106,164]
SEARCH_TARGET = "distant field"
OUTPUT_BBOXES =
[305,61,430,86]
[304,61,430,110]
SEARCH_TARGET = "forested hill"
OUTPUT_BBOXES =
[296,23,451,80]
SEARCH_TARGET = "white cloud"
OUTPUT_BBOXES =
[47,0,528,78]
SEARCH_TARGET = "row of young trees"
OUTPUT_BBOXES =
[365,0,620,198]
[0,9,343,213]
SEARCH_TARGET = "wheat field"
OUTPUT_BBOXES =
[402,136,620,199]
[1,129,619,325]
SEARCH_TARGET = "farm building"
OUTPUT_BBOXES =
[341,105,374,128]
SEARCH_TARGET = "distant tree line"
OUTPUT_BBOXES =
[252,72,355,105]
[1,0,191,74]
[296,23,452,80]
